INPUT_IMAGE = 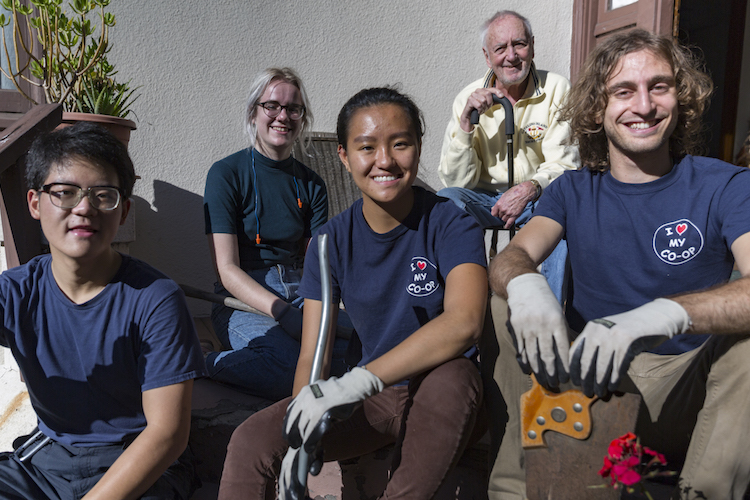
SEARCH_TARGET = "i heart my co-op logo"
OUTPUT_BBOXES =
[407,257,439,297]
[652,219,704,265]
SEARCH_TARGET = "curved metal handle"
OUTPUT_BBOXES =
[294,233,333,498]
[310,233,332,384]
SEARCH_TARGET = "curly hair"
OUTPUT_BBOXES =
[559,29,713,172]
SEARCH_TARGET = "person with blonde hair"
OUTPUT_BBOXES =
[203,67,346,400]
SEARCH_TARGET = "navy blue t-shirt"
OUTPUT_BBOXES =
[204,148,328,270]
[298,187,486,368]
[535,155,750,353]
[0,254,207,446]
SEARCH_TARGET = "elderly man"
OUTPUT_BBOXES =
[489,29,750,499]
[437,10,578,302]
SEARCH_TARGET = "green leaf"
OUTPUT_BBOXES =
[30,60,43,79]
[71,0,87,15]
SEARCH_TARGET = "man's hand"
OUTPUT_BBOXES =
[491,182,537,229]
[283,367,384,449]
[506,273,570,387]
[569,298,691,398]
[459,88,505,133]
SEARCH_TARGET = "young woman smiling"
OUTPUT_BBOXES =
[203,67,347,400]
[218,87,488,499]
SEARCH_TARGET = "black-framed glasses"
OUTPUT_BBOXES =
[257,101,305,120]
[40,183,123,211]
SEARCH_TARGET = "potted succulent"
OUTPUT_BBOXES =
[0,0,139,145]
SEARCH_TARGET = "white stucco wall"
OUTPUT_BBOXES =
[108,0,574,315]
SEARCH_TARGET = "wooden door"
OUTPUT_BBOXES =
[571,0,675,81]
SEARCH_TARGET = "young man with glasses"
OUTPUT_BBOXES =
[0,121,207,499]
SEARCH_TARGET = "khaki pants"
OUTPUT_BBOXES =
[484,294,750,500]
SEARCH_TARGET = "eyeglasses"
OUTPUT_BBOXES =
[257,101,305,120]
[40,183,123,211]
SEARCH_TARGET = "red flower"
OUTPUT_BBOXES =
[596,432,673,496]
[613,456,642,485]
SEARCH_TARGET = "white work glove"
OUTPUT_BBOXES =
[279,447,304,500]
[278,445,324,500]
[569,298,691,398]
[506,273,570,387]
[283,367,384,450]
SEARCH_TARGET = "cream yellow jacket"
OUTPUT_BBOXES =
[439,64,579,192]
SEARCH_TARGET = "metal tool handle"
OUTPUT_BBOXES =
[309,233,332,384]
[294,233,333,497]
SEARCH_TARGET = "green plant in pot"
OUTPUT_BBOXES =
[0,0,139,144]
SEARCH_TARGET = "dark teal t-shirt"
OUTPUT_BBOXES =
[204,148,328,270]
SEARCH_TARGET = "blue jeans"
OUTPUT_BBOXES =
[437,187,569,304]
[206,265,348,401]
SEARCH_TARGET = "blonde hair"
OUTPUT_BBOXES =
[243,67,314,156]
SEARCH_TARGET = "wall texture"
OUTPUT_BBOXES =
[108,0,574,315]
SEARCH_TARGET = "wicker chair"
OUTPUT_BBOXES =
[293,132,361,218]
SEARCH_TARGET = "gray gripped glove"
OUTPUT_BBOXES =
[569,298,691,398]
[283,367,385,450]
[274,303,304,341]
[278,444,324,500]
[506,273,571,388]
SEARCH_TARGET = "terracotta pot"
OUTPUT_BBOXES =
[58,112,137,149]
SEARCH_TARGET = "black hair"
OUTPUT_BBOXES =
[25,121,136,198]
[336,87,425,149]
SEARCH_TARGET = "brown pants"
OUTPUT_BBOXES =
[218,357,483,499]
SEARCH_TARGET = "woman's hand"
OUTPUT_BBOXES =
[283,367,384,449]
[274,303,304,340]
[209,233,290,317]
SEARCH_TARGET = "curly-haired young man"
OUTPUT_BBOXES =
[487,29,750,500]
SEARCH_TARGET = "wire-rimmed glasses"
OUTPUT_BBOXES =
[257,101,306,120]
[40,183,123,211]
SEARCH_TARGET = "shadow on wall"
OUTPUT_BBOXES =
[127,176,434,318]
[129,180,215,316]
